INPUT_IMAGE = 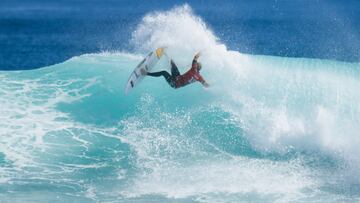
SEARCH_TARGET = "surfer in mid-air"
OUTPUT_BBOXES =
[141,52,210,88]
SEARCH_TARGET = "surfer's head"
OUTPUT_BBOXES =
[197,62,202,71]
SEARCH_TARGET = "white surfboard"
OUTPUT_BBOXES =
[124,47,165,95]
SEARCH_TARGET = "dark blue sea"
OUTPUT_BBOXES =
[2,0,360,70]
[1,1,360,202]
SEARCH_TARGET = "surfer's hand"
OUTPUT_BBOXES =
[203,82,210,88]
[194,52,201,59]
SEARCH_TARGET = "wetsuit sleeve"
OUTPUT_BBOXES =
[194,72,206,84]
[191,59,198,70]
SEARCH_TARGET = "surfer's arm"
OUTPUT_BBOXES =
[192,52,201,68]
[201,80,210,88]
[196,74,210,88]
[194,52,201,60]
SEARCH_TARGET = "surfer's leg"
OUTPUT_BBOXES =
[147,71,171,78]
[170,60,181,77]
[147,71,176,88]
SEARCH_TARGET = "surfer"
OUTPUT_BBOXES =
[141,52,210,88]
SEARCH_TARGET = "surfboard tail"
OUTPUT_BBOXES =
[125,47,166,95]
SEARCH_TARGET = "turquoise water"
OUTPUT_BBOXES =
[1,5,360,202]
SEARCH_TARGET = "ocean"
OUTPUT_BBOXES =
[1,1,360,202]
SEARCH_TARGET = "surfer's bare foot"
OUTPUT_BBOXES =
[140,68,147,76]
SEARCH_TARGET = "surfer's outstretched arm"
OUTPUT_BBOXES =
[192,70,209,88]
[192,52,209,87]
[192,52,201,67]
[194,52,201,60]
[202,81,210,88]
[198,76,210,88]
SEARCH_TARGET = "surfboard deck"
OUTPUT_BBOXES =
[124,47,165,95]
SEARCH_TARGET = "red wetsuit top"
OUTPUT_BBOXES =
[174,59,205,88]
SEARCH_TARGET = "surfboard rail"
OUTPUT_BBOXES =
[124,47,165,95]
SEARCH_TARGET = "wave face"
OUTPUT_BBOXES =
[1,5,360,203]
